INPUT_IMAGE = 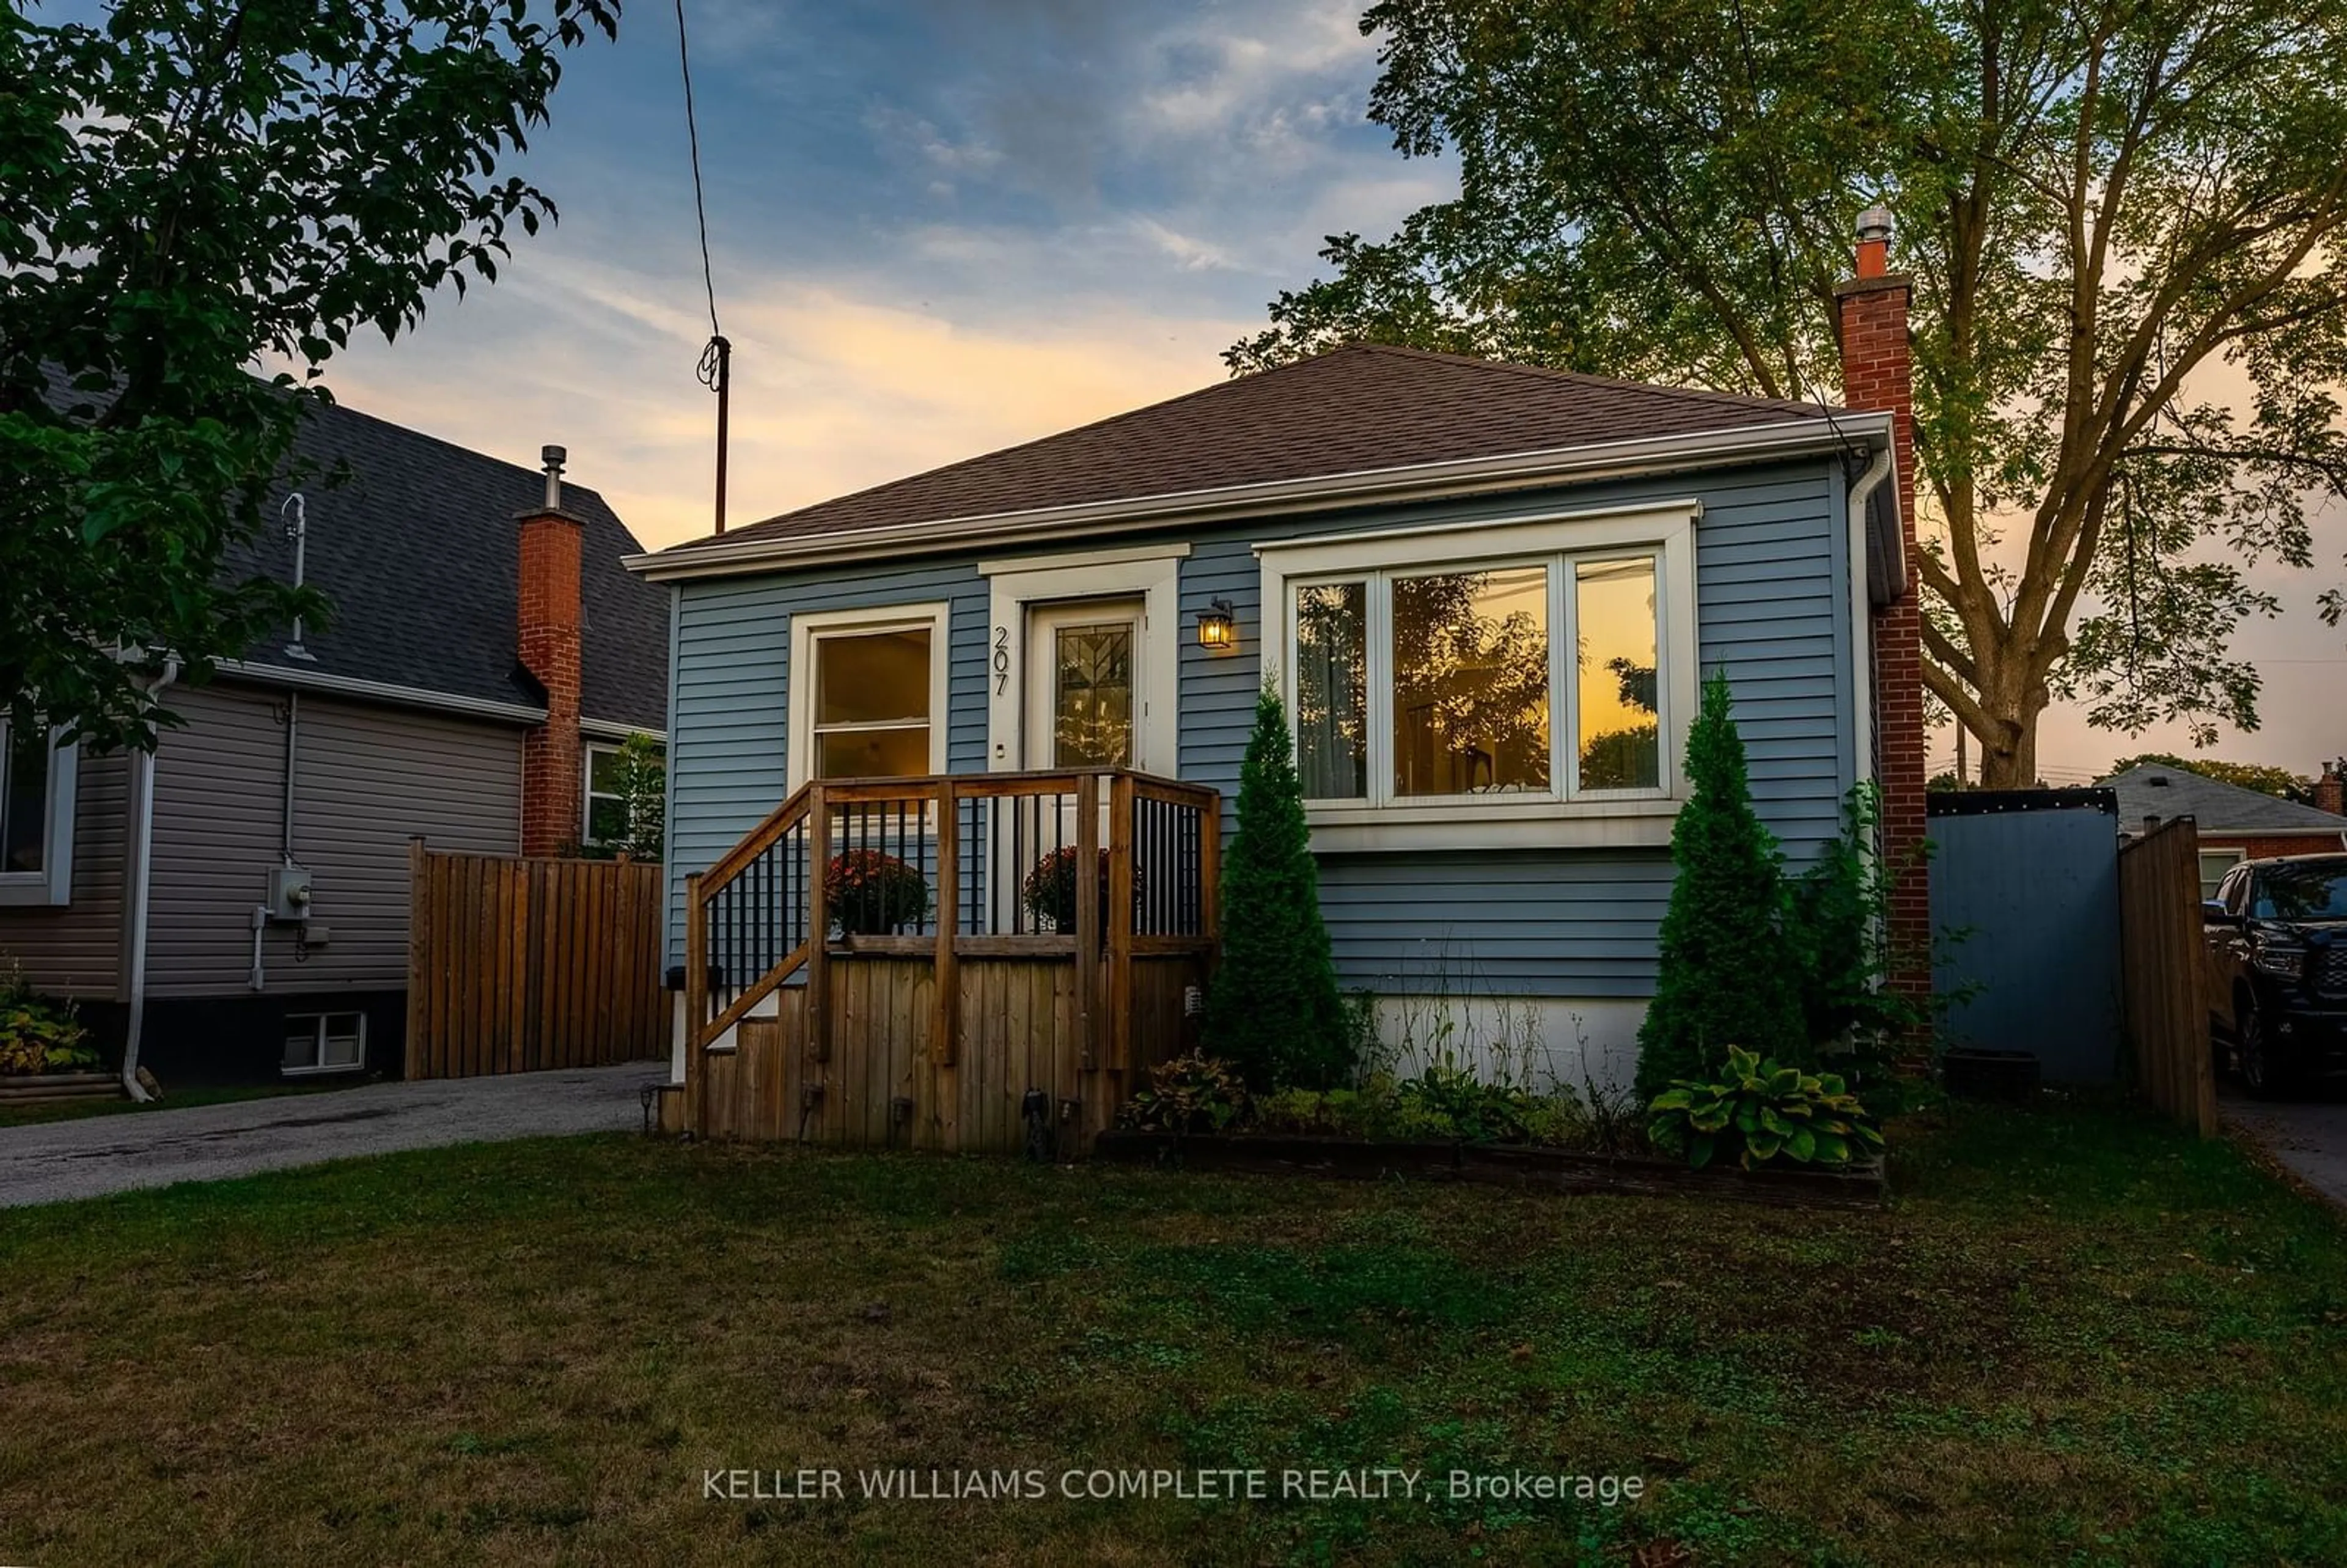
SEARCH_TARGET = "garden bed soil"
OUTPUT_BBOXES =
[1091,1129,1885,1210]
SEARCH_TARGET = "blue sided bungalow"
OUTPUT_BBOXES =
[628,233,1925,1144]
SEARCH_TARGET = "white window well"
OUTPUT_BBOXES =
[787,604,952,785]
[284,1011,367,1075]
[1258,502,1699,852]
[0,719,77,907]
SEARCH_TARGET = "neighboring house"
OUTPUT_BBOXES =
[629,227,1929,1090]
[2101,763,2347,895]
[0,399,667,1084]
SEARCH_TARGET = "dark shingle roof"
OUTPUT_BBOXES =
[2099,764,2347,837]
[677,343,1840,552]
[225,399,669,730]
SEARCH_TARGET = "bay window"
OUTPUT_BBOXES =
[1260,502,1697,849]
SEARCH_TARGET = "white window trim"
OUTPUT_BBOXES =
[584,740,622,843]
[786,603,952,788]
[1257,500,1700,853]
[982,549,1185,774]
[282,1009,367,1077]
[0,724,78,908]
[2198,845,2247,896]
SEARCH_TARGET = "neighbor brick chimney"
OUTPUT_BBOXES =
[2318,761,2346,818]
[518,444,585,857]
[1834,207,1931,1016]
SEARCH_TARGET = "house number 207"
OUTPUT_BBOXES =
[993,626,1011,694]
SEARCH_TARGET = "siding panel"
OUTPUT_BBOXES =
[146,683,522,997]
[0,749,130,998]
[664,560,989,965]
[663,456,1856,997]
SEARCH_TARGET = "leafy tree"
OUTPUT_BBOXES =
[2104,752,2313,803]
[1635,672,1807,1101]
[1206,683,1351,1090]
[578,733,665,860]
[1230,0,2347,788]
[2,0,617,751]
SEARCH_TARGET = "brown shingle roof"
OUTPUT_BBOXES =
[677,344,1840,553]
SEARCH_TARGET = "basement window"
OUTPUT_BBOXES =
[283,1011,366,1075]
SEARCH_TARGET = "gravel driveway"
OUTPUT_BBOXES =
[2222,1085,2347,1209]
[0,1061,668,1209]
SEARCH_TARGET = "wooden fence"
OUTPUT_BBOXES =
[2115,816,2217,1135]
[405,844,667,1079]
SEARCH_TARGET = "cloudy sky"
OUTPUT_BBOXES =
[318,0,2343,782]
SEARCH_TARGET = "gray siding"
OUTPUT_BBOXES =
[0,749,130,1000]
[147,683,522,997]
[661,456,1855,997]
[666,560,989,964]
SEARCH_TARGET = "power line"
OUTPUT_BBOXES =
[674,0,720,341]
[673,0,731,535]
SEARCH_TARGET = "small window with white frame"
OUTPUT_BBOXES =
[584,742,628,844]
[283,1010,366,1075]
[1262,503,1698,849]
[2198,847,2246,898]
[787,604,951,784]
[0,717,77,907]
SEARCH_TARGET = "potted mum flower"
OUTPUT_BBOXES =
[1020,846,1134,935]
[825,849,929,936]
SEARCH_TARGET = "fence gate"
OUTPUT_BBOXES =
[1928,790,2124,1082]
[2115,817,2217,1135]
[405,844,667,1079]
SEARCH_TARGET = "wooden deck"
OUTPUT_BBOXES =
[667,769,1219,1154]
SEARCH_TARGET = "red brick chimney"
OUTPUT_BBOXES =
[2318,760,2345,818]
[1834,207,1931,1011]
[517,444,585,857]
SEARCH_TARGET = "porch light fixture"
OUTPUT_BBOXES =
[1196,598,1238,653]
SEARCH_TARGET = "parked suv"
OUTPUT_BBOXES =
[2205,854,2347,1096]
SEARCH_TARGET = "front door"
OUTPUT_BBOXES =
[1024,599,1147,772]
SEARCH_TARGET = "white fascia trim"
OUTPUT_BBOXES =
[785,602,952,788]
[215,661,546,725]
[984,552,1184,774]
[979,541,1191,576]
[580,717,666,744]
[626,416,1892,582]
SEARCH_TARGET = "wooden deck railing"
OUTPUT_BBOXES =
[683,768,1219,1077]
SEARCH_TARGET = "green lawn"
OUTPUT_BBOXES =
[2,1098,2342,1566]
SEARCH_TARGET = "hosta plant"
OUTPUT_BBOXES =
[1647,1046,1883,1171]
[1,975,92,1077]
[1118,1052,1246,1136]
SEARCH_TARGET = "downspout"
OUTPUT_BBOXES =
[281,690,299,865]
[119,656,182,1102]
[1846,441,1894,793]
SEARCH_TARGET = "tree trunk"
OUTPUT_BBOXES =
[1970,653,2049,789]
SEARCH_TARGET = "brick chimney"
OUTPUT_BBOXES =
[517,444,585,857]
[1834,207,1931,1012]
[2318,760,2346,817]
